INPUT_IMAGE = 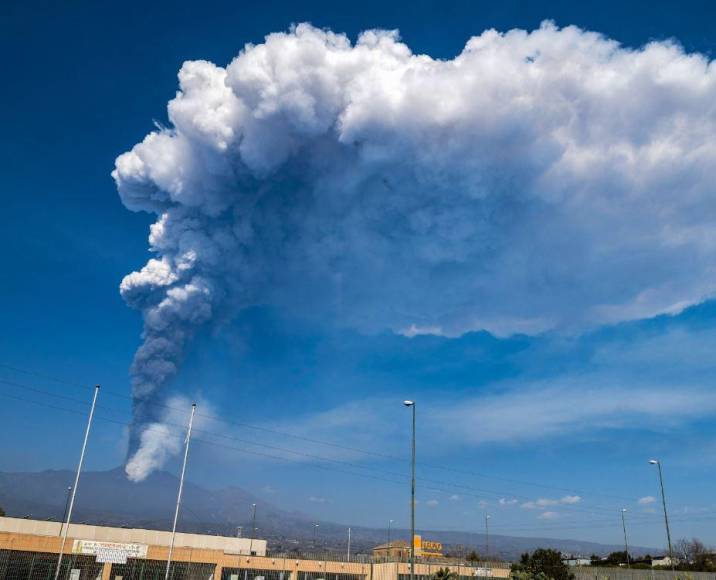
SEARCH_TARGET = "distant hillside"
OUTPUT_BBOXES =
[0,467,652,561]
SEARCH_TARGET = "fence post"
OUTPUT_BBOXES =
[101,562,111,580]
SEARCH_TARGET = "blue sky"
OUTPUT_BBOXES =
[2,0,716,551]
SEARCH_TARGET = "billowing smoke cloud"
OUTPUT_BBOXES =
[114,22,716,479]
[125,395,212,482]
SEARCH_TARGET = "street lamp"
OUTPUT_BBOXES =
[388,519,394,548]
[621,509,630,569]
[485,515,491,559]
[404,400,416,580]
[649,459,674,571]
[58,486,72,536]
[313,524,320,550]
[249,503,257,555]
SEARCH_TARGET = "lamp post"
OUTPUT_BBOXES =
[313,524,320,550]
[388,519,394,547]
[58,486,72,536]
[404,400,416,580]
[485,515,491,559]
[621,509,630,569]
[649,459,674,571]
[249,503,257,555]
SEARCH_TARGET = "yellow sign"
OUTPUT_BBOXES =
[413,535,442,557]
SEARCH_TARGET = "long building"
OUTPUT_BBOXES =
[0,517,510,580]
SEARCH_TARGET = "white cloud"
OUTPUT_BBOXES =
[522,496,581,509]
[499,498,518,506]
[426,499,439,507]
[309,496,332,504]
[114,21,716,476]
[638,496,656,505]
[434,379,716,444]
[204,379,716,470]
[539,511,559,520]
[449,494,462,502]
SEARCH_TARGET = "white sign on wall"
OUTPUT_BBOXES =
[72,540,148,564]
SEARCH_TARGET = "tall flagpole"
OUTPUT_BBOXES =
[347,527,351,561]
[165,403,196,580]
[54,385,99,580]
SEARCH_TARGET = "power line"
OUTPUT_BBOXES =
[0,378,637,519]
[0,362,648,505]
[4,388,714,542]
[0,385,631,523]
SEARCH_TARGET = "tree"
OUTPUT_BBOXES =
[603,551,629,567]
[512,549,575,580]
[466,550,482,562]
[433,568,457,580]
[675,538,715,571]
[0,505,4,517]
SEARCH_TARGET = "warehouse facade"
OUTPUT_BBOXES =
[0,517,508,580]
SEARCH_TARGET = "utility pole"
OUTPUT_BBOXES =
[403,400,416,580]
[388,519,393,547]
[485,515,491,560]
[313,524,319,550]
[165,403,196,580]
[58,486,72,536]
[54,385,99,580]
[249,503,257,555]
[621,509,630,569]
[649,459,674,572]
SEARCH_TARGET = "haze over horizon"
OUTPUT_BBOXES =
[2,0,716,553]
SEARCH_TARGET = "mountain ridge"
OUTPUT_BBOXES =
[0,467,654,561]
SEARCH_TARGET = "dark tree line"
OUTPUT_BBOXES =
[591,538,715,572]
[511,549,574,580]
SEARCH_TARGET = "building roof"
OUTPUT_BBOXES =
[373,541,409,550]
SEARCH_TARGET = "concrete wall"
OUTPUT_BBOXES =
[0,517,266,555]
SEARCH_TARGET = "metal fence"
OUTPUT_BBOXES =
[574,567,716,580]
[110,558,215,580]
[0,548,508,580]
[221,568,291,580]
[262,552,508,569]
[265,554,372,565]
[0,550,102,580]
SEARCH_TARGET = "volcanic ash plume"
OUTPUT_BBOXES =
[114,22,716,480]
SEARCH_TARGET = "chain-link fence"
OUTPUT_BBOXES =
[221,568,290,580]
[263,552,507,568]
[397,565,497,580]
[0,550,102,580]
[265,553,372,564]
[109,558,215,580]
[298,571,365,580]
[0,548,508,580]
[574,567,716,580]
